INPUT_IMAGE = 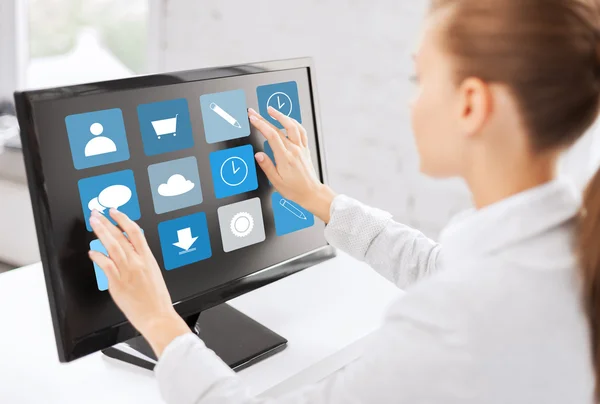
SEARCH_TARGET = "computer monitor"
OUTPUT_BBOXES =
[15,57,336,366]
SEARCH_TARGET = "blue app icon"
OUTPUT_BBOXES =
[137,98,195,156]
[66,108,130,170]
[78,169,141,232]
[158,212,212,271]
[209,144,258,199]
[200,89,250,144]
[271,192,315,236]
[89,239,110,291]
[148,156,203,214]
[257,81,302,129]
[263,140,276,186]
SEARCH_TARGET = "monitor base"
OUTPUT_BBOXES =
[102,303,288,372]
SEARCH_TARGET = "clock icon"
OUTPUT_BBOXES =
[220,156,248,187]
[266,92,293,117]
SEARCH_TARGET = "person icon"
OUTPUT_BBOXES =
[84,122,117,157]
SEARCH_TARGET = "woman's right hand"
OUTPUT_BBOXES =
[248,107,336,223]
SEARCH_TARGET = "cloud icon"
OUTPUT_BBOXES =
[158,174,195,197]
[88,184,132,214]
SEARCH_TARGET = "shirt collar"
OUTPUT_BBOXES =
[439,177,581,265]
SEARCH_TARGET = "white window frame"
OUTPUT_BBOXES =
[0,0,163,100]
[0,0,27,99]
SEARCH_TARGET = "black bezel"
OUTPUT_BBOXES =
[14,57,336,362]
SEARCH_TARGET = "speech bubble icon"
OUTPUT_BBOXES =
[98,185,132,210]
[88,197,106,214]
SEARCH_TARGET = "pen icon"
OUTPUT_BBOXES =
[279,198,307,220]
[209,102,242,128]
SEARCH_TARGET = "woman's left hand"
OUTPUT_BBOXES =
[88,208,191,357]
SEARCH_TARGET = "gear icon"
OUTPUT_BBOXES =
[230,212,254,237]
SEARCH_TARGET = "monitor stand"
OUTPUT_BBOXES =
[102,303,288,372]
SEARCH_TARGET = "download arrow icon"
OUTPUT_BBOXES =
[173,227,198,254]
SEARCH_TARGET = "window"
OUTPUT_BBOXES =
[26,0,150,89]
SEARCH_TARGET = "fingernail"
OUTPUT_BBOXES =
[91,209,100,217]
[248,108,257,115]
[255,152,264,163]
[250,115,258,122]
[268,106,277,114]
[90,216,100,226]
[110,208,119,215]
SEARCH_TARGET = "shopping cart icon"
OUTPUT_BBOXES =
[151,114,178,139]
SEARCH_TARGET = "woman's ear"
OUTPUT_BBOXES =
[457,77,493,138]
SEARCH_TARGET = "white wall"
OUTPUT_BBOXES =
[160,0,598,238]
[160,0,472,238]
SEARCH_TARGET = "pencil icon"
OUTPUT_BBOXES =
[209,102,242,128]
[279,198,307,220]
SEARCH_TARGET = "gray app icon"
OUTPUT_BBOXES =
[217,197,266,252]
[148,156,203,214]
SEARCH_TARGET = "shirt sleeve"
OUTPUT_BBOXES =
[324,195,442,288]
[155,279,472,404]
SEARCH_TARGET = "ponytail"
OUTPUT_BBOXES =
[579,159,600,402]
[580,23,600,399]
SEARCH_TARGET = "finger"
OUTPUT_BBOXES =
[90,213,128,266]
[93,210,135,254]
[268,107,302,146]
[255,152,282,185]
[248,108,280,134]
[89,250,121,283]
[248,108,289,146]
[109,209,150,255]
[295,119,309,148]
[249,113,289,162]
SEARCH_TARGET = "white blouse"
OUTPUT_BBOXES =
[155,178,594,403]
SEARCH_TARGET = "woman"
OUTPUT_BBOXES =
[88,0,600,402]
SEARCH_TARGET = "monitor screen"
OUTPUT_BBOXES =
[16,59,333,361]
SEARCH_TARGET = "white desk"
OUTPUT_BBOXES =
[0,251,401,403]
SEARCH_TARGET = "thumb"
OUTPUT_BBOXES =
[255,152,282,185]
